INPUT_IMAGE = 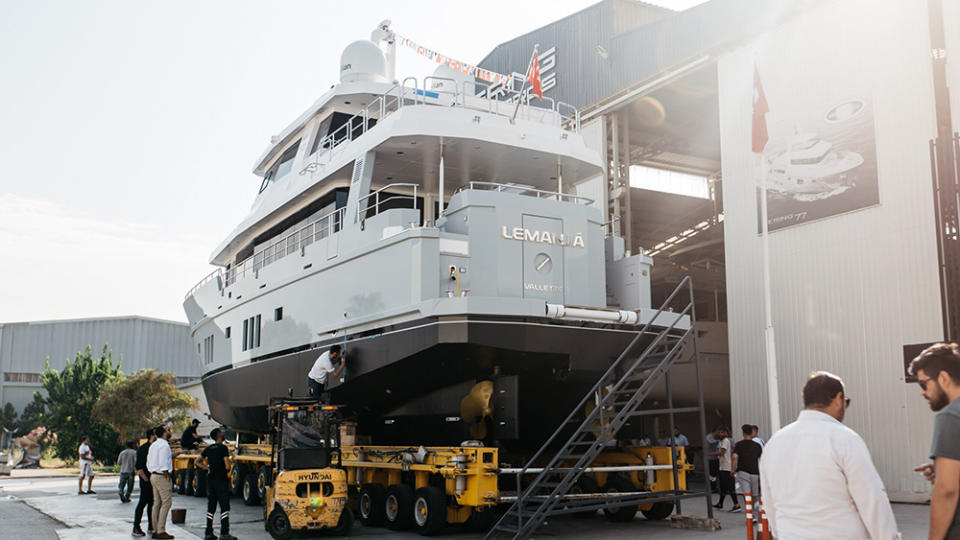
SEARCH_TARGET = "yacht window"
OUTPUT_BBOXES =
[273,140,300,180]
[310,116,334,155]
[225,326,231,339]
[274,307,283,321]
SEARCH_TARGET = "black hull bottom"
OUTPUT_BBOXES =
[202,315,660,451]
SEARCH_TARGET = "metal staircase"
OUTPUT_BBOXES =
[486,276,706,539]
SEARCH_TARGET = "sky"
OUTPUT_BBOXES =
[0,0,708,324]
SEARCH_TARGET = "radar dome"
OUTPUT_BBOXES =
[430,64,473,94]
[340,40,388,84]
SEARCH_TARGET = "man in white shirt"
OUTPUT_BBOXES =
[713,427,736,509]
[307,345,345,398]
[147,425,176,539]
[751,425,765,449]
[77,436,95,495]
[760,371,900,539]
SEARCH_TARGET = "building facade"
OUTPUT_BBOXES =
[480,0,960,501]
[0,316,199,413]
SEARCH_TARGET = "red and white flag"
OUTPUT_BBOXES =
[527,48,543,100]
[752,65,769,153]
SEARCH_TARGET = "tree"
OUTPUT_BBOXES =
[93,370,197,443]
[15,395,46,437]
[1,402,16,433]
[38,344,122,463]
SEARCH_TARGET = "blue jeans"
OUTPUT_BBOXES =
[307,378,325,398]
[118,472,134,500]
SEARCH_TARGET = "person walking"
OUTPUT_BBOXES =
[147,425,176,539]
[133,428,157,537]
[713,427,735,509]
[117,441,137,502]
[705,426,724,493]
[729,424,762,513]
[307,344,345,398]
[909,343,960,540]
[196,428,236,540]
[760,371,901,539]
[77,435,96,495]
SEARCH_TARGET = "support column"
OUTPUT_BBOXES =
[438,142,445,219]
[610,113,622,237]
[621,113,632,255]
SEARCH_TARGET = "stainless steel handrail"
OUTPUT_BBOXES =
[455,181,594,205]
[223,206,347,287]
[357,182,419,219]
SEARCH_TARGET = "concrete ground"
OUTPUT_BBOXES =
[0,474,930,539]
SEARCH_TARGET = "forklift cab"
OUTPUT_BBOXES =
[264,397,352,539]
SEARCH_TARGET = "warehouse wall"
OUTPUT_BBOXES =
[0,316,199,413]
[719,0,946,502]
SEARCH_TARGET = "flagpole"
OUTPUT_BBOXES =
[759,149,781,434]
[511,45,538,123]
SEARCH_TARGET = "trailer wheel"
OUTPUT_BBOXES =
[413,486,446,536]
[267,505,293,540]
[229,463,246,496]
[331,507,354,536]
[385,484,414,530]
[256,467,269,501]
[359,484,387,525]
[466,507,496,532]
[640,501,674,521]
[243,473,261,506]
[569,476,600,518]
[602,476,638,523]
[184,469,195,496]
[177,470,187,495]
[193,468,207,497]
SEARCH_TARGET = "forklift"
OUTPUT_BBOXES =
[263,397,353,539]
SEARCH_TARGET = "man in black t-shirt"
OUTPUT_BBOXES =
[181,419,202,450]
[132,428,157,537]
[197,428,235,540]
[728,424,763,513]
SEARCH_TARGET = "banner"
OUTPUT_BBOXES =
[383,30,513,88]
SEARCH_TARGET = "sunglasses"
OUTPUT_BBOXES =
[917,377,933,391]
[844,397,851,407]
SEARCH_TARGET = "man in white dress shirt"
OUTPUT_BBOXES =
[146,425,176,539]
[759,371,900,539]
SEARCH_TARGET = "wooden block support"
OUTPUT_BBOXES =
[669,514,722,531]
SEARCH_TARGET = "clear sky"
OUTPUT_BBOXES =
[0,0,707,324]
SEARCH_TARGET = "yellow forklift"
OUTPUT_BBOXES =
[262,397,353,539]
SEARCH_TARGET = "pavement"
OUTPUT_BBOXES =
[0,474,932,539]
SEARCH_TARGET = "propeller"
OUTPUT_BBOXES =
[460,380,494,439]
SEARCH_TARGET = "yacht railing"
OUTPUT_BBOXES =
[357,183,419,219]
[299,76,581,175]
[185,268,222,300]
[455,181,594,206]
[224,206,347,287]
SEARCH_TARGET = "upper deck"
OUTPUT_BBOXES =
[211,75,603,268]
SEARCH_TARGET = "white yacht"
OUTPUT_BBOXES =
[183,32,659,450]
[767,133,864,198]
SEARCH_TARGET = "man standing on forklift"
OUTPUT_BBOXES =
[195,428,236,540]
[307,344,345,398]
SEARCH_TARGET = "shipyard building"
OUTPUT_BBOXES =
[479,0,960,501]
[0,316,201,416]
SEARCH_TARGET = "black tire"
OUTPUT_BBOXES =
[184,469,195,496]
[465,507,497,532]
[257,467,269,501]
[602,476,638,523]
[413,486,446,536]
[385,484,414,531]
[569,476,600,518]
[331,507,354,536]
[194,468,207,498]
[243,472,261,506]
[177,470,187,495]
[229,463,246,496]
[640,501,675,521]
[267,506,293,540]
[359,483,387,526]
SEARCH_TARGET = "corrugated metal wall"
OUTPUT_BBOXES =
[719,0,944,501]
[0,317,198,411]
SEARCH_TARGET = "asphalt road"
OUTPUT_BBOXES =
[0,474,932,539]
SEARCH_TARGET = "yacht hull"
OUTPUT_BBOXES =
[201,315,650,449]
